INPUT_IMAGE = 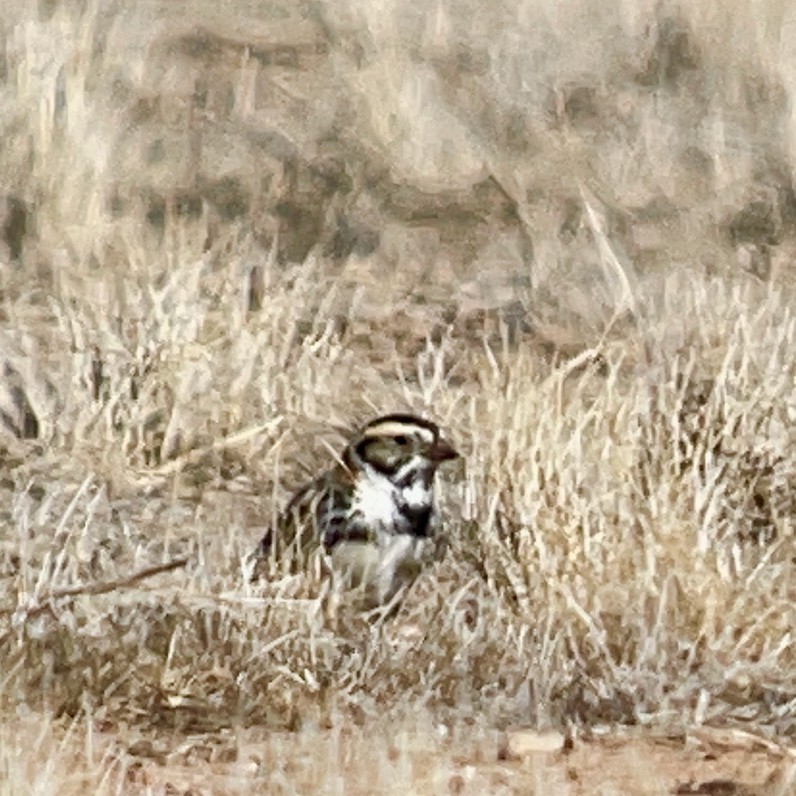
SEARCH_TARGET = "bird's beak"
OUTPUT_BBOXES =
[429,437,459,462]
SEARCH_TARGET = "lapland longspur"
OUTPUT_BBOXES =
[253,413,459,608]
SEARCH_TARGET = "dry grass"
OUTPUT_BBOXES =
[1,0,796,792]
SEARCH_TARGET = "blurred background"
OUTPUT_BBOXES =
[2,0,795,330]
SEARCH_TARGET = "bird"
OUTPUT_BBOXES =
[252,413,459,609]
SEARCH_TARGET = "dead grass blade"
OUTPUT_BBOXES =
[2,558,189,639]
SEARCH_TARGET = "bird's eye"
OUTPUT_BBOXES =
[394,435,408,446]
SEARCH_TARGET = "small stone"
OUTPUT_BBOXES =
[500,729,566,760]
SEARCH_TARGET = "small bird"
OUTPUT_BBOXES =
[253,413,459,608]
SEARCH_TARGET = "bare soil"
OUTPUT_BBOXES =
[114,725,796,795]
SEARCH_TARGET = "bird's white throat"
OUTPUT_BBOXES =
[355,465,433,531]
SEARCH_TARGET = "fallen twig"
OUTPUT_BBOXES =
[0,557,189,637]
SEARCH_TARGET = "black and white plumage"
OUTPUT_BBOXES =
[254,413,459,607]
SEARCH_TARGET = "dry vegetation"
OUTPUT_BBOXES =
[2,0,796,793]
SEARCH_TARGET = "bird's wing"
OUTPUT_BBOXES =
[256,476,327,570]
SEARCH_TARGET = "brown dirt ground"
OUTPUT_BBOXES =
[121,726,794,795]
